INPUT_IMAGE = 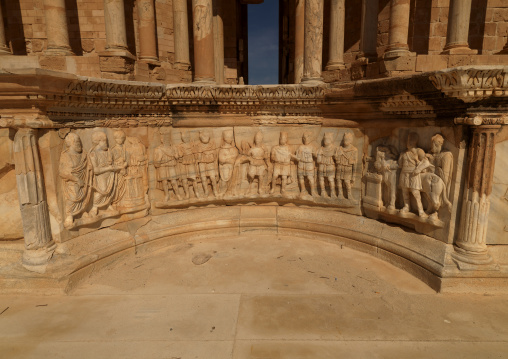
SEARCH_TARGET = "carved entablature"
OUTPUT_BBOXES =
[430,66,508,103]
[454,114,508,126]
[380,92,435,117]
[363,128,464,240]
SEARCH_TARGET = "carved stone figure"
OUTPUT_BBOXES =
[419,171,452,219]
[427,134,453,196]
[154,130,182,201]
[88,131,123,217]
[292,131,316,197]
[178,131,200,199]
[196,130,218,197]
[398,132,430,218]
[122,136,148,207]
[247,131,268,195]
[335,132,357,200]
[218,130,238,195]
[111,130,128,205]
[59,133,92,228]
[374,146,398,210]
[270,132,292,195]
[317,133,337,198]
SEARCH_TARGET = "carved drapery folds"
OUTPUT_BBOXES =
[13,129,56,273]
[58,129,149,230]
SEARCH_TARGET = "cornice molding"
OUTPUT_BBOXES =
[429,66,508,103]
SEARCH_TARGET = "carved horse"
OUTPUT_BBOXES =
[420,172,452,218]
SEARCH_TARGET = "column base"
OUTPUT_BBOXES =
[441,45,478,55]
[193,78,216,85]
[383,49,415,60]
[451,245,499,271]
[175,62,191,70]
[22,242,56,274]
[44,46,74,56]
[300,77,325,85]
[140,57,161,66]
[99,48,136,61]
[325,61,345,71]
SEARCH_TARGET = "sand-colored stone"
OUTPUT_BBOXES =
[137,0,158,62]
[326,0,346,70]
[442,0,477,54]
[192,0,215,83]
[173,0,191,69]
[302,0,324,84]
[43,0,73,56]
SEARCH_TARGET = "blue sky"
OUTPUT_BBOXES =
[247,2,279,85]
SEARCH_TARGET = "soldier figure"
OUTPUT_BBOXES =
[247,131,269,195]
[317,133,337,198]
[270,132,292,195]
[154,131,182,201]
[196,130,218,197]
[218,130,239,194]
[334,132,358,200]
[178,131,201,199]
[292,131,316,197]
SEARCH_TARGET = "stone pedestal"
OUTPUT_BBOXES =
[384,0,411,59]
[137,0,158,62]
[452,126,500,269]
[103,0,130,54]
[43,0,73,55]
[359,0,379,62]
[173,0,191,70]
[294,0,305,83]
[0,1,11,55]
[326,0,345,71]
[13,129,55,273]
[192,0,216,84]
[442,0,477,55]
[301,0,324,84]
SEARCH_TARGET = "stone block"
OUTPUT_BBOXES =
[39,56,67,71]
[415,55,448,72]
[382,55,416,72]
[492,8,508,22]
[99,56,134,74]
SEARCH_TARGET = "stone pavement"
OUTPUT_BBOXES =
[1,235,507,359]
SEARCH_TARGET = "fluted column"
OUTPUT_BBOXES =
[359,0,379,61]
[192,0,215,84]
[302,0,324,84]
[103,0,130,53]
[294,0,305,83]
[173,0,191,69]
[453,126,500,268]
[137,0,158,61]
[326,0,345,71]
[384,0,411,59]
[0,1,11,55]
[442,0,477,54]
[213,0,224,84]
[13,128,56,273]
[43,0,73,55]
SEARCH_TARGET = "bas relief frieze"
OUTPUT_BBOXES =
[149,127,363,211]
[58,129,149,230]
[363,129,460,238]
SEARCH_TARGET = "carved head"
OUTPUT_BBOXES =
[323,133,334,147]
[199,130,210,144]
[302,132,312,145]
[431,134,444,154]
[113,130,126,145]
[406,132,419,150]
[343,132,354,146]
[279,132,288,145]
[223,130,234,145]
[254,131,263,145]
[181,131,191,143]
[91,131,108,151]
[65,133,82,153]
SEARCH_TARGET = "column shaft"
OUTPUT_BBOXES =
[454,126,499,266]
[13,129,55,273]
[359,0,379,61]
[443,0,476,54]
[104,0,129,52]
[213,1,224,84]
[384,0,410,58]
[192,0,215,83]
[137,0,158,61]
[302,0,324,84]
[0,1,11,55]
[173,0,191,69]
[43,0,73,55]
[326,0,345,71]
[294,0,305,83]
